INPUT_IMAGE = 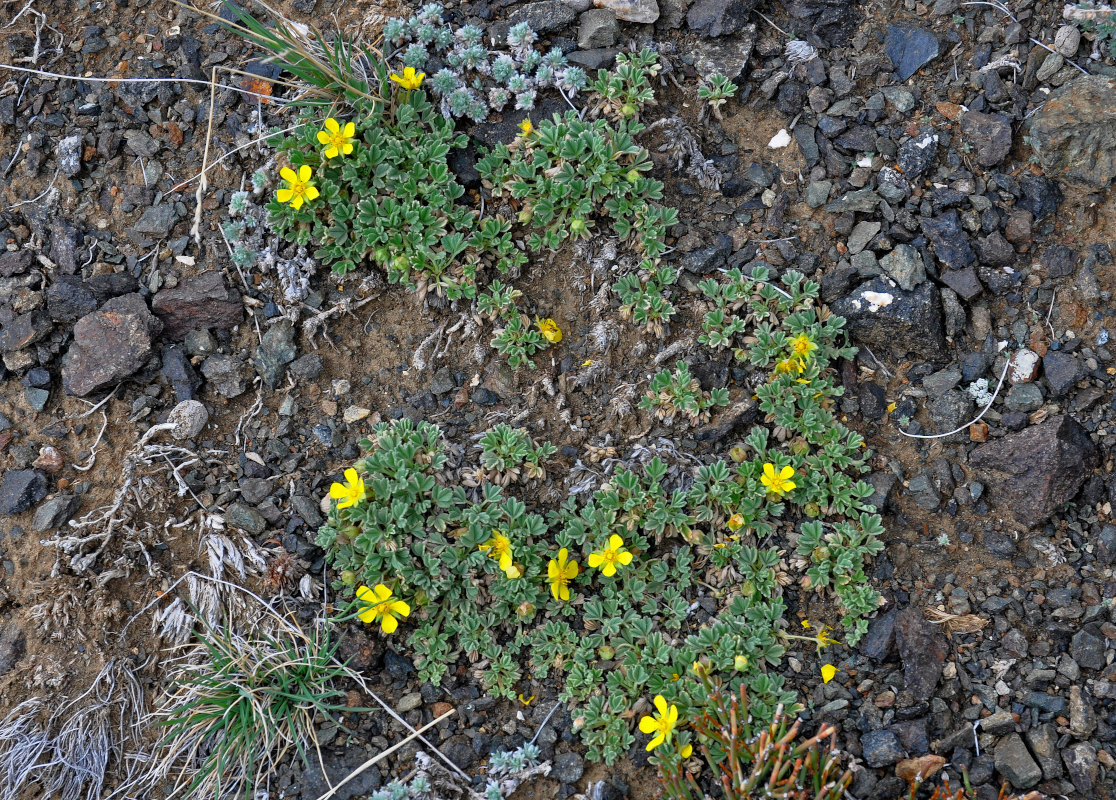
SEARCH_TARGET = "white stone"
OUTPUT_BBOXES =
[768,128,791,149]
[167,400,208,440]
[593,0,659,23]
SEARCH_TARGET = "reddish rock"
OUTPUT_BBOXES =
[152,270,243,339]
[62,293,162,397]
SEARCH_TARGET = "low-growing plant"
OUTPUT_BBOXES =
[317,269,884,766]
[470,423,557,485]
[697,73,737,121]
[1064,2,1116,58]
[658,676,852,800]
[382,3,588,121]
[639,361,730,425]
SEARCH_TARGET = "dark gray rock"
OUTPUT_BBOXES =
[885,24,940,81]
[1070,624,1106,670]
[255,321,297,389]
[0,311,52,353]
[49,218,85,274]
[225,502,266,535]
[825,188,881,213]
[860,608,897,660]
[47,273,139,323]
[994,734,1042,789]
[1017,175,1061,220]
[201,355,250,398]
[553,751,585,783]
[879,244,925,290]
[928,389,973,435]
[1040,244,1078,278]
[1024,724,1062,780]
[299,749,381,800]
[1044,352,1080,397]
[289,352,324,382]
[688,24,757,81]
[959,111,1013,167]
[686,0,757,37]
[975,232,1015,266]
[895,607,946,704]
[1028,75,1116,189]
[1062,742,1099,794]
[940,266,983,300]
[162,345,201,403]
[239,477,271,506]
[31,494,80,531]
[1004,383,1043,413]
[861,729,905,768]
[0,469,48,515]
[62,294,161,397]
[24,388,49,412]
[508,1,578,33]
[907,472,941,510]
[0,249,32,277]
[152,270,243,339]
[131,205,179,237]
[578,9,618,49]
[783,0,858,47]
[830,279,947,360]
[897,132,938,178]
[969,415,1099,527]
[921,211,975,271]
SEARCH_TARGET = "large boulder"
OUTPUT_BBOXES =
[970,415,1098,528]
[1028,75,1116,190]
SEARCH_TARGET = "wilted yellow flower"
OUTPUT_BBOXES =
[389,66,425,90]
[356,583,410,633]
[518,118,533,136]
[820,663,837,683]
[329,467,366,509]
[480,532,521,579]
[775,357,805,374]
[638,695,679,751]
[276,164,319,210]
[536,317,562,343]
[733,655,749,671]
[727,513,745,531]
[316,117,356,158]
[760,463,796,496]
[817,626,841,648]
[547,547,578,601]
[790,333,816,359]
[587,534,633,577]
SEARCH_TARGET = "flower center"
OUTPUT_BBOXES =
[603,548,617,563]
[290,178,306,195]
[329,131,346,148]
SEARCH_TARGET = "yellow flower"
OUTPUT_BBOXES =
[680,743,693,758]
[316,117,356,159]
[790,333,816,359]
[276,164,319,210]
[821,663,837,683]
[329,467,366,509]
[587,534,634,577]
[638,695,679,751]
[760,463,796,496]
[518,118,533,137]
[886,401,897,413]
[775,356,805,374]
[801,620,811,629]
[389,65,425,90]
[356,583,411,634]
[727,513,745,531]
[480,532,521,579]
[817,626,841,649]
[547,547,578,601]
[536,317,562,344]
[692,660,706,676]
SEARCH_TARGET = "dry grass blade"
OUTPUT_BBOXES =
[183,0,385,107]
[925,607,989,636]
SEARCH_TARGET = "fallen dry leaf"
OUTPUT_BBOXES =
[895,754,946,783]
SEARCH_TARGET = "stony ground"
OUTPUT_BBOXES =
[0,0,1114,798]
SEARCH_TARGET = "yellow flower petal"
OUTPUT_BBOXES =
[587,553,603,569]
[342,121,355,137]
[298,164,313,182]
[341,141,354,155]
[821,664,837,683]
[608,534,624,550]
[638,716,658,734]
[647,733,665,751]
[316,130,331,145]
[324,145,339,159]
[290,195,304,211]
[601,562,616,577]
[381,613,399,634]
[391,599,411,617]
[276,187,294,203]
[780,466,795,480]
[653,695,668,716]
[280,166,297,182]
[305,185,320,201]
[681,744,693,758]
[325,117,340,134]
[617,551,633,565]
